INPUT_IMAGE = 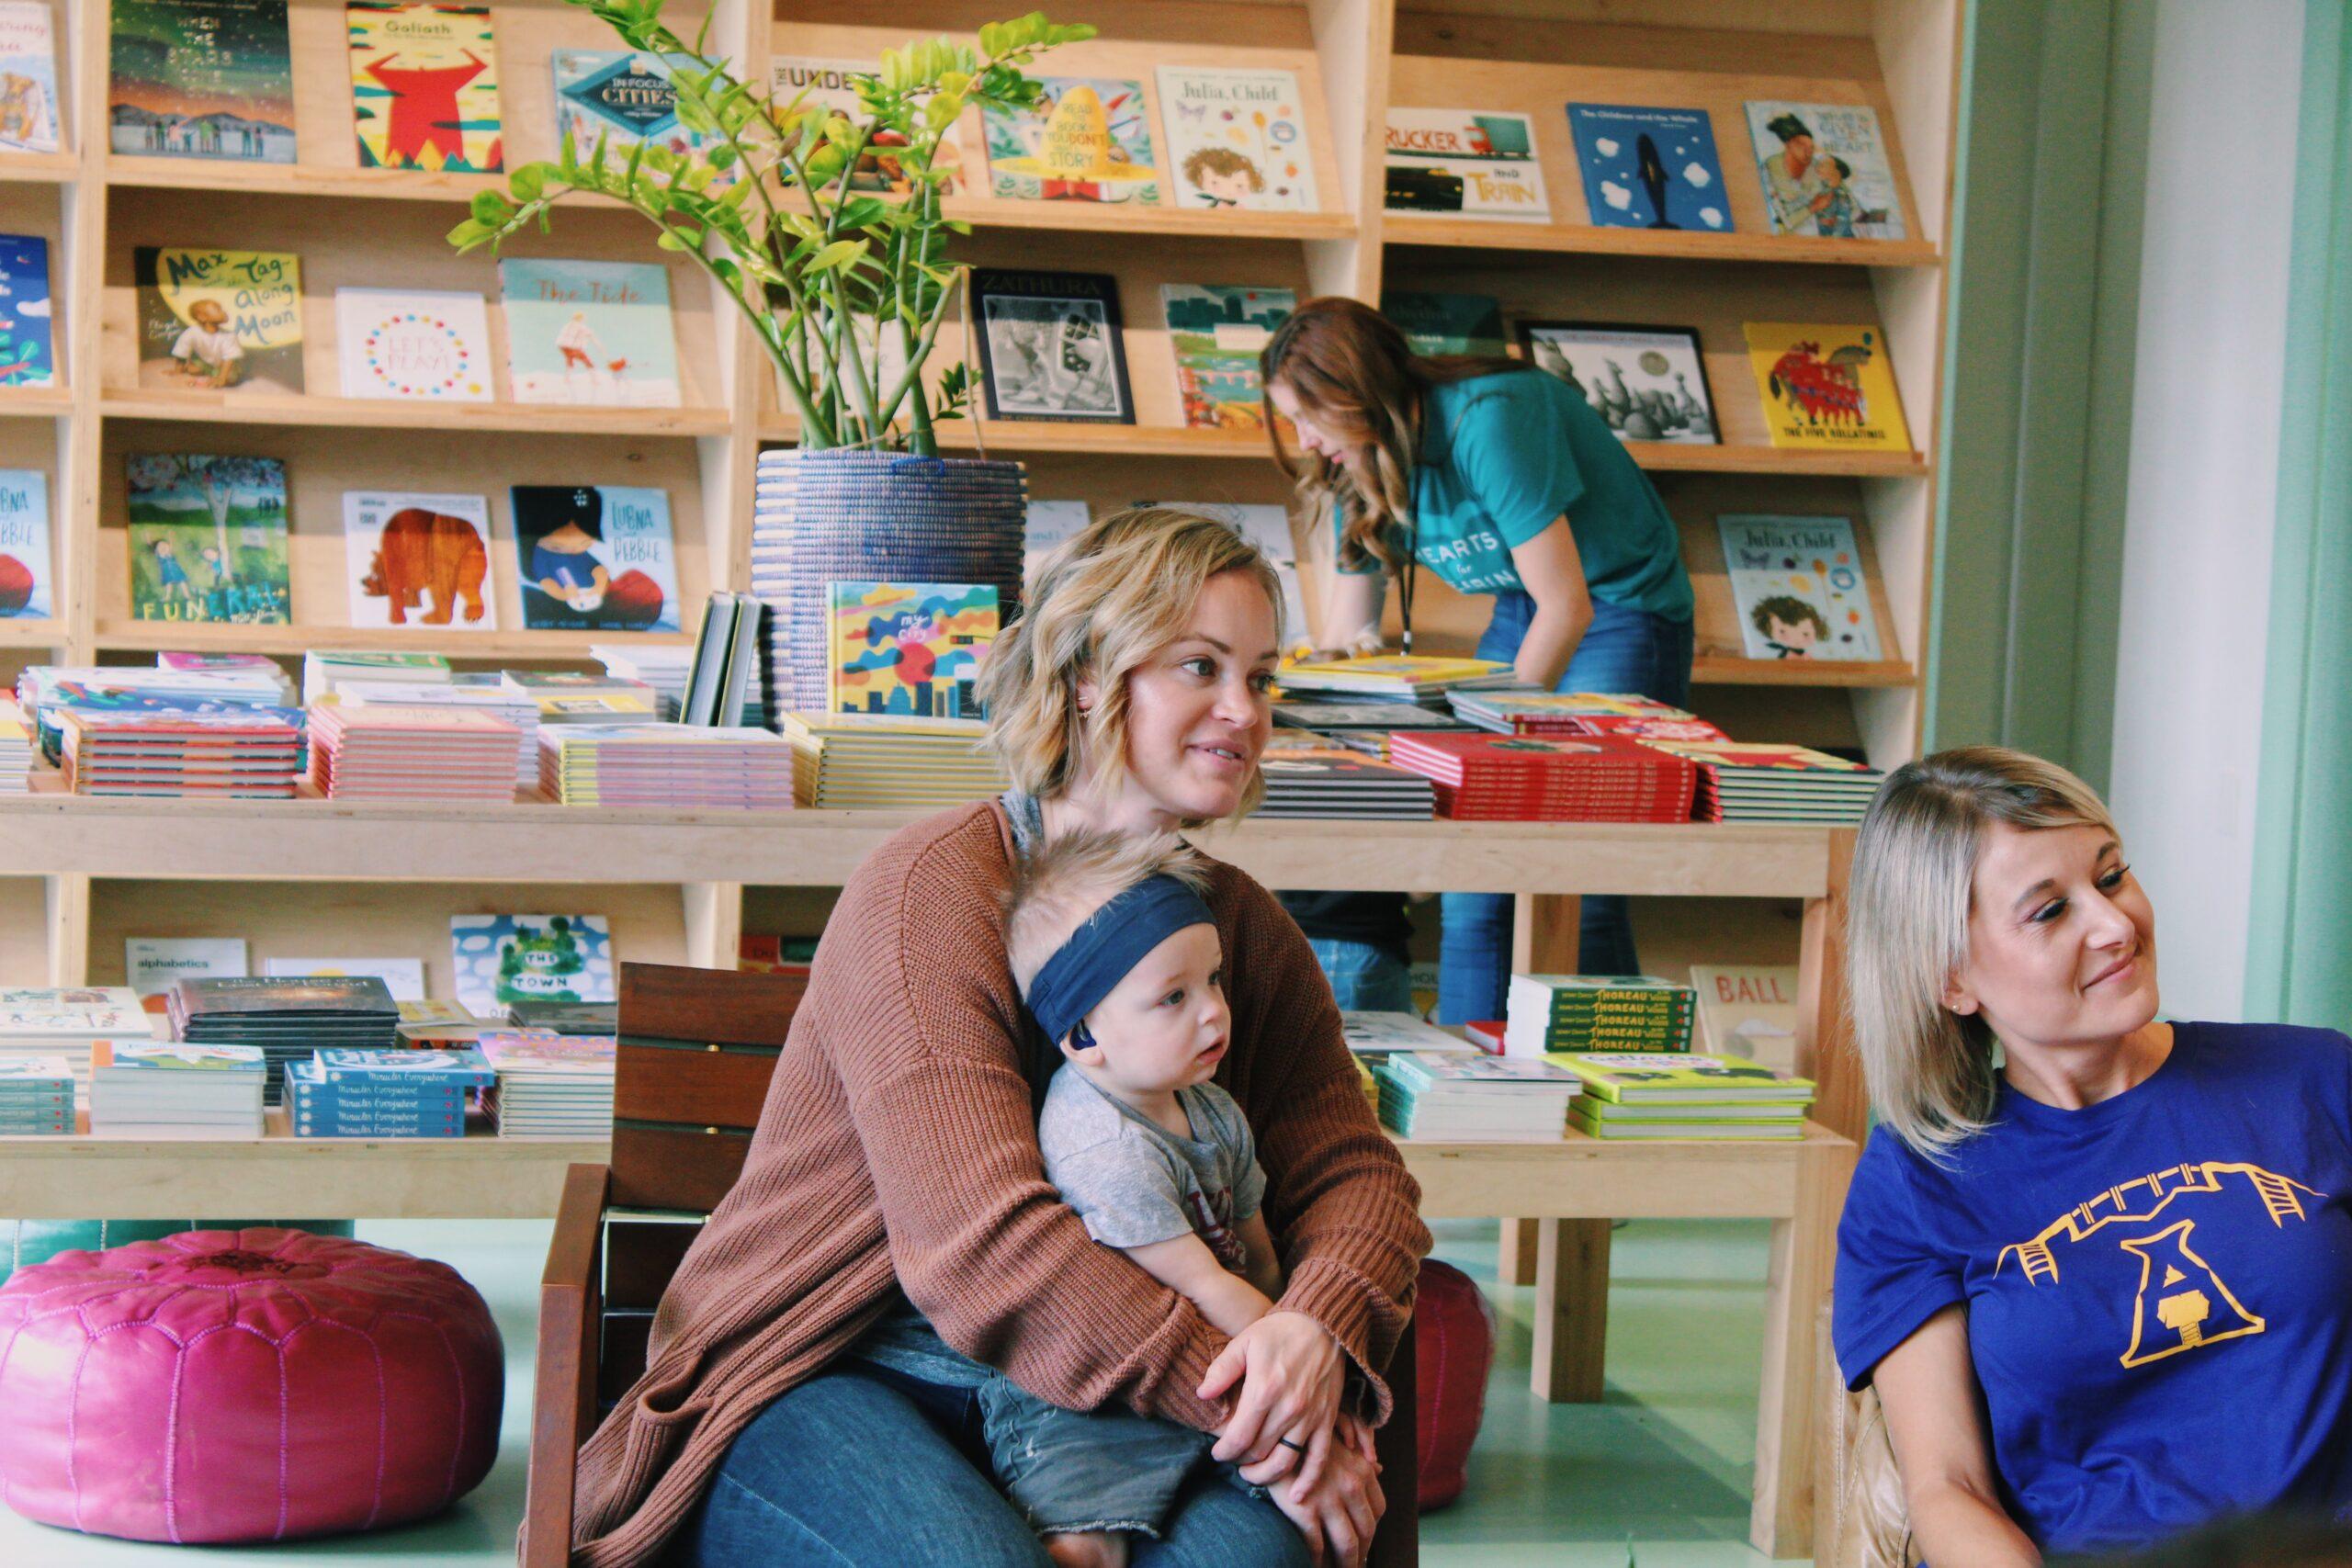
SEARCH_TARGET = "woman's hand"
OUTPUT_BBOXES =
[1263,1420,1385,1568]
[1201,1310,1345,1483]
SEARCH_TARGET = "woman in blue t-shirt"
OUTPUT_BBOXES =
[1258,298,1696,1022]
[1835,745,2352,1562]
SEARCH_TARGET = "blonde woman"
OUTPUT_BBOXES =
[562,508,1428,1568]
[1260,297,1694,1020]
[1834,746,2352,1562]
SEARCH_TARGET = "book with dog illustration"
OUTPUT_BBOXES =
[497,258,679,408]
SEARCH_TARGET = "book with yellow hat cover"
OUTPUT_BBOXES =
[984,76,1162,204]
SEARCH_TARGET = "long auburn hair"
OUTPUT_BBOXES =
[1259,297,1529,572]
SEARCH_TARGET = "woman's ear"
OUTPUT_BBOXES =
[1941,972,1980,1018]
[1075,673,1097,716]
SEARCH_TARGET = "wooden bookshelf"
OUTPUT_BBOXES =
[1383,213,1937,267]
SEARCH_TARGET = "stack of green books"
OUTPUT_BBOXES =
[1549,1052,1815,1140]
[1504,974,1696,1056]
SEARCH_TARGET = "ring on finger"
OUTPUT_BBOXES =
[1276,1437,1307,1454]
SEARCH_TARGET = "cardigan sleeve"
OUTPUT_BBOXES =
[1221,869,1431,1426]
[819,815,1235,1431]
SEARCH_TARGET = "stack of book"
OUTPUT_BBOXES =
[1275,655,1516,703]
[1551,1053,1816,1140]
[504,999,618,1033]
[1504,974,1697,1056]
[0,986,150,1106]
[1340,1011,1476,1060]
[1374,1051,1581,1142]
[288,1047,496,1140]
[1255,733,1433,819]
[1272,698,1479,755]
[1462,1020,1507,1055]
[678,592,768,728]
[1447,690,1708,738]
[90,1041,266,1138]
[342,681,539,787]
[58,706,308,798]
[17,662,296,761]
[307,704,521,803]
[593,645,693,719]
[538,724,797,808]
[480,1030,616,1137]
[1636,741,1883,825]
[302,649,450,706]
[0,1055,75,1134]
[1385,730,1698,823]
[166,976,401,1104]
[782,713,1008,810]
[503,671,663,729]
[0,698,32,790]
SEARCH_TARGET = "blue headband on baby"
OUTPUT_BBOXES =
[1025,874,1217,1048]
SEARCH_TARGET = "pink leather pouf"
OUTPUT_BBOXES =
[0,1227,503,1544]
[1415,1258,1498,1511]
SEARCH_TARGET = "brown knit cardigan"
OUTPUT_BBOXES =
[557,802,1430,1567]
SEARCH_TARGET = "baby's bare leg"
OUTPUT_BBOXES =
[1043,1529,1129,1568]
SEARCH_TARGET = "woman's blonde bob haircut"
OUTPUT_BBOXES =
[977,506,1284,816]
[1849,744,2123,1160]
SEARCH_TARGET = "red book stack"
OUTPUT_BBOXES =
[308,704,521,803]
[58,706,307,798]
[1384,731,1699,823]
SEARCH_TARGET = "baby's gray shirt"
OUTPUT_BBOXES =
[1038,1062,1267,1273]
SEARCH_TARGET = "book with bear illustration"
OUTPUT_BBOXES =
[344,490,495,629]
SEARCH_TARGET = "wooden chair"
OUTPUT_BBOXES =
[526,962,1419,1566]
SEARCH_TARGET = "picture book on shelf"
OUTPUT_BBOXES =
[1566,103,1728,231]
[0,4,58,153]
[554,49,716,172]
[1154,65,1317,212]
[1689,964,1799,1075]
[1161,284,1293,432]
[1743,322,1911,450]
[450,913,614,1017]
[771,56,967,195]
[346,3,502,173]
[1384,108,1550,221]
[125,937,249,1010]
[1379,291,1507,357]
[984,76,1160,205]
[133,246,303,394]
[124,454,290,624]
[1746,100,1905,240]
[1517,321,1716,445]
[497,258,680,408]
[0,232,51,389]
[971,269,1132,424]
[0,468,48,619]
[108,0,296,163]
[343,491,494,629]
[264,956,427,1000]
[825,581,998,718]
[510,484,679,632]
[1716,513,1885,661]
[335,287,492,401]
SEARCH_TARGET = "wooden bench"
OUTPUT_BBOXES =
[526,962,1419,1565]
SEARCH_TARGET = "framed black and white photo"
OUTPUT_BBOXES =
[1513,320,1718,445]
[971,269,1135,423]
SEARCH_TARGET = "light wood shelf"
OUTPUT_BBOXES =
[101,155,532,205]
[0,615,64,648]
[1690,656,1915,688]
[939,196,1359,243]
[90,621,693,658]
[0,386,74,416]
[1382,214,1938,268]
[0,152,76,185]
[98,391,735,438]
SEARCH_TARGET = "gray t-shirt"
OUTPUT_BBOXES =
[1040,1064,1267,1271]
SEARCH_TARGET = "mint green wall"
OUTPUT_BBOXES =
[2246,0,2352,1030]
[1927,0,2153,791]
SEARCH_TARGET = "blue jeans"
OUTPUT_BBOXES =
[1306,938,1417,1013]
[1435,595,1695,1025]
[674,1363,1310,1567]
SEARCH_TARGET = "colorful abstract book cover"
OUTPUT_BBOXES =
[1378,291,1506,357]
[0,467,47,618]
[124,454,291,624]
[1383,108,1549,221]
[1161,284,1294,431]
[984,76,1160,204]
[133,246,303,394]
[510,484,679,633]
[334,286,492,401]
[1743,321,1912,450]
[1517,321,1716,444]
[347,3,502,173]
[825,581,998,717]
[108,0,296,163]
[1717,513,1885,661]
[553,49,718,172]
[1566,104,1728,231]
[449,913,614,1017]
[497,258,680,407]
[1745,100,1905,240]
[344,490,494,628]
[771,56,967,196]
[1155,65,1317,211]
[0,231,50,388]
[0,3,59,153]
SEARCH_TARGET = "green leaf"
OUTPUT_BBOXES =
[469,189,514,223]
[811,238,868,273]
[655,230,689,250]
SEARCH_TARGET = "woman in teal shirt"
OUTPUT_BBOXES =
[1260,298,1695,1022]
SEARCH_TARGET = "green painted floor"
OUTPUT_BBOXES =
[0,1217,1798,1567]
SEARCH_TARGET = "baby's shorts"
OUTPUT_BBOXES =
[976,1372,1258,1539]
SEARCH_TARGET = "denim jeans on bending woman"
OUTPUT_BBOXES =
[1435,593,1695,1025]
[673,1360,1311,1568]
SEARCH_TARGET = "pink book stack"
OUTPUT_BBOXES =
[307,704,521,803]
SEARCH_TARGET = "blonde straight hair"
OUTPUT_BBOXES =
[977,507,1283,816]
[1848,745,2123,1159]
